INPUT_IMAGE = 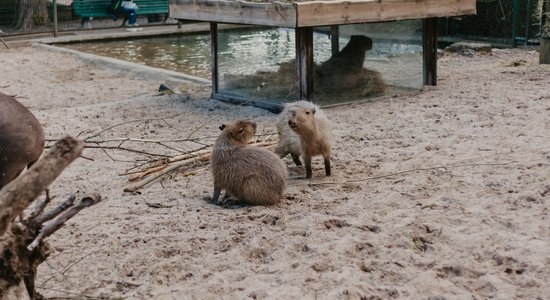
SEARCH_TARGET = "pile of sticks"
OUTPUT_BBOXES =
[121,140,277,193]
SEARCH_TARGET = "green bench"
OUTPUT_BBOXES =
[72,0,169,26]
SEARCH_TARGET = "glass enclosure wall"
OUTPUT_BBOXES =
[332,20,424,100]
[216,26,299,104]
[215,20,423,107]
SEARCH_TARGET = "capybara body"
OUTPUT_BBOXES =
[211,120,287,206]
[274,101,320,167]
[283,101,332,179]
[318,35,373,92]
[0,92,45,189]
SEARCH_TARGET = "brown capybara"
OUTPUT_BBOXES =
[284,101,332,179]
[0,92,45,190]
[317,35,373,92]
[211,119,287,206]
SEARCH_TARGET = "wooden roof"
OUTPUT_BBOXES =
[169,0,476,28]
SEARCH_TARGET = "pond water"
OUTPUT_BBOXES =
[64,26,422,82]
[65,26,423,105]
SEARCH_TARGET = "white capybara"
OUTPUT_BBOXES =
[276,101,332,179]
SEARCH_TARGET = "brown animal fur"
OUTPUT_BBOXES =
[211,120,287,205]
[0,92,45,189]
[274,101,319,167]
[285,101,332,179]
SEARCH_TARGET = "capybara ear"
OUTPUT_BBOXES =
[311,108,316,115]
[219,124,226,131]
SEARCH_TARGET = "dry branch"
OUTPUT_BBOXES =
[28,194,102,251]
[124,154,210,192]
[0,136,83,236]
[27,193,76,227]
[122,140,277,192]
[0,136,102,299]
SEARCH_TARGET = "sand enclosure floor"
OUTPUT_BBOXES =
[0,45,549,299]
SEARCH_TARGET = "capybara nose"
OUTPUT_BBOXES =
[288,120,297,128]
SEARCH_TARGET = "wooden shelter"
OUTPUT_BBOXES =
[169,0,476,110]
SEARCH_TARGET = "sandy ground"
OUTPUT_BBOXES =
[0,44,549,299]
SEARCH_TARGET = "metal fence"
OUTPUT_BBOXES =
[440,0,549,46]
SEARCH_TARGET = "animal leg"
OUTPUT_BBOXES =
[304,155,313,179]
[211,186,221,205]
[291,153,302,166]
[324,157,331,176]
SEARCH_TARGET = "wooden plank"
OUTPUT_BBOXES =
[169,0,297,27]
[170,0,475,28]
[296,0,476,27]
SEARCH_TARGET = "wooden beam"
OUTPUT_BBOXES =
[170,0,297,27]
[295,27,314,101]
[170,0,476,28]
[422,17,437,86]
[295,0,476,27]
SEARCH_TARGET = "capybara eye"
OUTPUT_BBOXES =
[306,111,310,115]
[219,124,226,131]
[239,128,244,133]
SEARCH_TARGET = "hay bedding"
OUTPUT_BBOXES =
[223,59,386,102]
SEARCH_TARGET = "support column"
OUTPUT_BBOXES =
[422,18,437,86]
[210,22,219,95]
[330,25,339,56]
[295,27,314,101]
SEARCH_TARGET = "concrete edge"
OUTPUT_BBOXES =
[32,42,211,86]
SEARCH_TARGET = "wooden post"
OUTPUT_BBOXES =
[422,17,437,86]
[295,27,314,101]
[210,22,219,96]
[52,0,58,37]
[540,37,550,64]
[330,25,339,55]
[512,0,519,46]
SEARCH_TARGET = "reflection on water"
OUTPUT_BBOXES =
[217,27,336,75]
[64,27,339,79]
[64,27,421,79]
[65,32,213,79]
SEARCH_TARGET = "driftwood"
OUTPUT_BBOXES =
[0,136,102,300]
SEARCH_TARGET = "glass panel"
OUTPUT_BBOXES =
[313,20,423,106]
[216,26,299,104]
[216,21,422,107]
